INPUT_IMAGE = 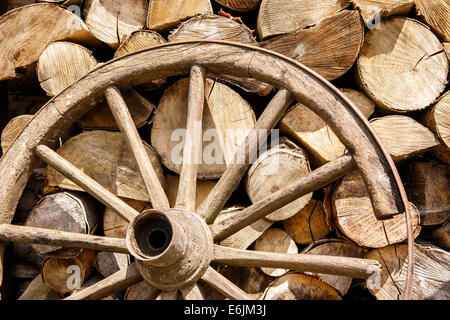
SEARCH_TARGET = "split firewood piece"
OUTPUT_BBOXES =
[103,198,148,238]
[403,161,450,227]
[42,249,95,294]
[415,0,450,42]
[332,171,421,248]
[246,138,312,221]
[147,0,213,32]
[357,17,448,113]
[425,91,450,164]
[77,90,155,130]
[83,0,148,48]
[151,78,256,179]
[95,252,130,278]
[431,222,450,251]
[303,239,366,295]
[262,273,342,300]
[366,244,450,300]
[283,199,332,245]
[260,10,364,81]
[19,275,61,300]
[25,191,99,258]
[370,115,439,162]
[165,174,216,209]
[0,3,100,81]
[214,0,261,12]
[169,14,271,95]
[37,41,97,96]
[218,266,273,299]
[1,114,33,153]
[280,89,374,167]
[114,30,167,91]
[253,228,298,277]
[257,0,350,40]
[125,281,160,300]
[47,131,165,202]
[351,0,414,27]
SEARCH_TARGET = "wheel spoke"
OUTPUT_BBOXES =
[158,290,178,300]
[36,145,138,222]
[0,224,128,253]
[211,154,354,241]
[175,65,206,211]
[65,262,143,300]
[213,245,380,279]
[201,266,251,300]
[105,86,170,211]
[197,89,293,224]
[180,283,204,300]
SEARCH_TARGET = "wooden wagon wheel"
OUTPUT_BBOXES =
[0,41,415,300]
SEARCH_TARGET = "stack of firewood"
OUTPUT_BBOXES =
[0,0,448,300]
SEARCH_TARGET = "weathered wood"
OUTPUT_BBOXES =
[165,174,216,210]
[216,266,272,299]
[151,78,256,179]
[105,86,169,210]
[283,199,332,244]
[253,228,298,277]
[37,41,97,96]
[103,198,147,238]
[83,0,148,48]
[125,281,160,300]
[332,171,421,248]
[425,91,450,164]
[366,244,450,300]
[95,252,130,278]
[201,266,251,300]
[147,0,213,32]
[180,284,205,300]
[357,17,448,112]
[18,275,61,300]
[215,0,261,12]
[1,114,33,153]
[444,43,450,60]
[25,191,99,257]
[403,161,450,226]
[0,3,99,81]
[431,222,450,251]
[45,131,164,203]
[260,10,363,81]
[257,0,350,40]
[351,0,414,26]
[246,138,312,221]
[415,0,450,42]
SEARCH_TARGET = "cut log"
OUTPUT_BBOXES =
[0,3,99,81]
[10,261,40,279]
[151,78,256,179]
[370,115,440,162]
[431,222,450,251]
[257,0,350,40]
[403,161,449,226]
[114,30,167,91]
[246,138,312,221]
[357,17,448,112]
[37,41,97,96]
[25,191,99,258]
[83,0,148,48]
[283,199,332,245]
[147,0,213,32]
[214,0,261,12]
[18,275,61,300]
[280,89,374,167]
[77,89,155,130]
[1,114,33,153]
[260,10,364,81]
[95,252,130,278]
[425,91,450,164]
[103,198,148,239]
[304,239,366,295]
[47,130,165,202]
[415,0,450,42]
[42,249,95,294]
[125,281,159,300]
[169,14,271,95]
[351,0,414,26]
[262,273,342,300]
[165,174,216,209]
[332,170,421,248]
[12,242,45,270]
[253,228,298,277]
[5,1,36,12]
[366,244,450,300]
[444,43,450,60]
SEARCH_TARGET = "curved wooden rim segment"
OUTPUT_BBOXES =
[0,40,413,298]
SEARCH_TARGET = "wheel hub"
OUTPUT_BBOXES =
[126,209,213,290]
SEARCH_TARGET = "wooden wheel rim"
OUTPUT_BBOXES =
[0,40,414,299]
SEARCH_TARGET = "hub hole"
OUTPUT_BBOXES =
[133,213,173,257]
[147,228,169,250]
